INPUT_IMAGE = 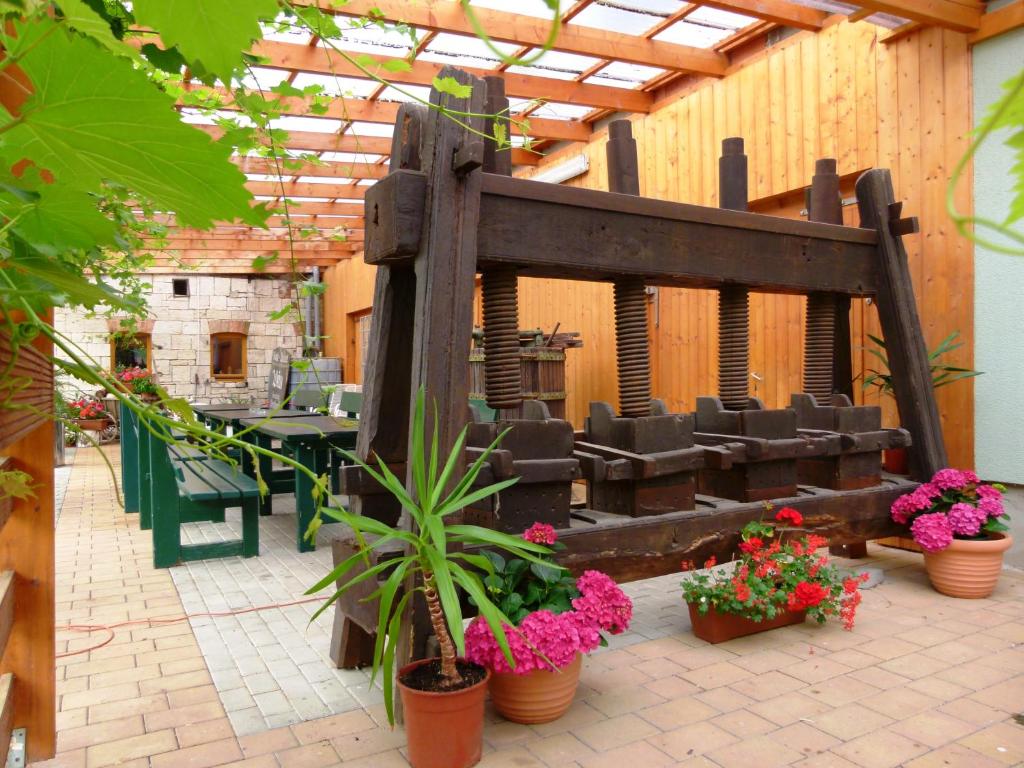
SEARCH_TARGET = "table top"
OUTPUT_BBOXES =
[238,415,358,444]
[191,401,258,416]
[202,407,322,428]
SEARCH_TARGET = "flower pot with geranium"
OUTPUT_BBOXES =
[115,366,160,402]
[463,522,633,724]
[681,506,868,644]
[890,468,1011,599]
[68,398,112,432]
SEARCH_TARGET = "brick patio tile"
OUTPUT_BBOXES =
[706,733,804,768]
[161,656,208,676]
[477,747,547,767]
[238,726,299,757]
[643,674,701,700]
[824,649,887,671]
[890,709,978,748]
[150,737,243,768]
[139,669,213,695]
[632,656,687,680]
[86,693,168,726]
[766,721,841,757]
[87,664,165,690]
[894,626,961,648]
[31,750,87,768]
[967,675,1024,714]
[290,709,375,744]
[525,733,596,766]
[680,660,753,690]
[217,757,279,768]
[727,670,806,702]
[903,742,1007,768]
[782,657,855,684]
[175,717,235,748]
[637,695,719,731]
[711,707,778,738]
[831,728,930,768]
[529,700,604,738]
[626,637,691,659]
[84,730,178,768]
[748,691,832,727]
[143,700,224,731]
[936,661,1012,691]
[789,753,863,768]
[62,682,141,712]
[846,665,912,690]
[859,686,939,719]
[692,685,755,714]
[801,674,881,707]
[483,721,535,749]
[667,646,739,671]
[587,686,666,717]
[957,722,1024,765]
[331,747,410,767]
[812,703,894,740]
[904,675,972,701]
[855,637,919,661]
[270,741,342,768]
[647,720,738,759]
[578,740,675,768]
[166,685,221,708]
[731,649,803,674]
[575,713,658,751]
[937,697,1007,727]
[57,715,144,752]
[64,656,134,680]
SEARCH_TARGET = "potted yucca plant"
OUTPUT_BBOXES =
[307,389,553,768]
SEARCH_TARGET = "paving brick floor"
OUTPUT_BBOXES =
[36,446,1024,767]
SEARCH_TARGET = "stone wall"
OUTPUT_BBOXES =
[55,274,304,402]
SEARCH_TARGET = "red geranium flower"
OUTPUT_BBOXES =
[739,537,763,554]
[787,581,828,610]
[734,582,751,601]
[775,507,803,526]
[703,555,717,569]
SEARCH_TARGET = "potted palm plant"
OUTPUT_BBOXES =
[307,389,554,768]
[863,330,981,473]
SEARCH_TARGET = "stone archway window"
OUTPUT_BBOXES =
[107,318,154,371]
[209,320,249,382]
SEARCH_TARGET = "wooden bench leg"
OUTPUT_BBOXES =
[241,497,259,558]
[293,445,327,553]
[830,541,869,559]
[330,613,375,669]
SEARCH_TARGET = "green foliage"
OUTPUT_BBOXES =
[862,331,982,397]
[0,468,35,501]
[479,545,576,625]
[307,389,551,724]
[948,66,1024,255]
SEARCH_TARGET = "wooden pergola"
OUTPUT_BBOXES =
[146,0,1003,275]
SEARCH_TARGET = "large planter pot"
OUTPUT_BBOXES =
[687,602,806,644]
[398,658,490,768]
[75,418,112,432]
[923,534,1013,599]
[883,447,909,474]
[489,653,581,724]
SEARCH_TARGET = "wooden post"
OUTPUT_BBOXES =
[855,169,946,480]
[402,67,487,662]
[0,315,56,762]
[717,138,750,411]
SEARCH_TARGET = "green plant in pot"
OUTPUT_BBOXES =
[862,330,981,473]
[306,389,554,768]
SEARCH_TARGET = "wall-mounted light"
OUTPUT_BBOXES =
[530,153,590,185]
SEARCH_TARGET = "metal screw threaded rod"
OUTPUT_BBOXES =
[717,137,750,410]
[614,276,652,418]
[481,267,523,411]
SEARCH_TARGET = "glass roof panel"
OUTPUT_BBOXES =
[685,6,758,29]
[654,19,734,47]
[596,60,666,83]
[468,0,560,19]
[426,32,520,59]
[321,151,384,163]
[527,49,602,73]
[570,4,662,35]
[289,73,379,98]
[529,102,593,120]
[328,22,423,56]
[506,64,580,81]
[240,66,289,91]
[418,49,502,70]
[346,122,396,137]
[297,176,354,184]
[376,84,433,103]
[269,116,343,133]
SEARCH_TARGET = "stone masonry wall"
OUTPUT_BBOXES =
[55,274,304,402]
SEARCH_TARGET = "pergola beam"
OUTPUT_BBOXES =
[695,1,826,30]
[246,181,368,198]
[852,1,981,32]
[314,0,729,74]
[233,156,388,180]
[969,0,1024,44]
[253,41,657,112]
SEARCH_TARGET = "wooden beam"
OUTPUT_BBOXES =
[153,239,358,252]
[246,181,368,198]
[879,20,923,43]
[234,156,388,180]
[142,249,350,262]
[315,0,729,75]
[852,1,981,32]
[254,41,656,112]
[197,125,540,165]
[145,263,337,274]
[695,0,826,30]
[186,88,591,142]
[969,0,1024,43]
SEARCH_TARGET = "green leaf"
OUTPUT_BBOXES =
[57,0,139,60]
[1,18,264,230]
[132,0,279,83]
[382,58,412,73]
[432,76,473,99]
[139,43,189,74]
[530,561,562,584]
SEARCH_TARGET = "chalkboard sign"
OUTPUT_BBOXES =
[268,348,292,407]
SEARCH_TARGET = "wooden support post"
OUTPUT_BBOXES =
[855,169,945,480]
[717,138,750,411]
[401,67,487,662]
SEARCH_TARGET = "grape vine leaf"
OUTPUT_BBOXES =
[57,0,139,60]
[132,0,279,83]
[0,20,265,230]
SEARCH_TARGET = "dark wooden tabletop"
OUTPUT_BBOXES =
[238,415,358,445]
[190,402,259,416]
[201,408,322,428]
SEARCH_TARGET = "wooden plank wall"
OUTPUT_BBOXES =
[324,19,974,467]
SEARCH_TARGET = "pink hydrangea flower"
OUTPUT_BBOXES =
[979,496,1004,518]
[977,484,1002,500]
[573,570,633,635]
[947,502,987,536]
[910,512,954,553]
[523,523,557,545]
[931,469,969,491]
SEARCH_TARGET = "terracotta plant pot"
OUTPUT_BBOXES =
[687,602,806,644]
[138,392,160,404]
[883,447,909,474]
[923,534,1012,599]
[489,653,582,724]
[398,658,490,768]
[75,418,112,432]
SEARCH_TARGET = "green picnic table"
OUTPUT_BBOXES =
[237,415,358,552]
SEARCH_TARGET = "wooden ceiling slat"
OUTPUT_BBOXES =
[692,0,825,30]
[851,0,981,31]
[315,0,728,75]
[253,41,656,112]
[233,156,388,180]
[245,181,368,198]
[151,239,359,252]
[969,0,1024,44]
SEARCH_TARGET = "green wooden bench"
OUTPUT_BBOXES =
[138,425,261,568]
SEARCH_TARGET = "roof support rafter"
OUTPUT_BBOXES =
[851,0,981,32]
